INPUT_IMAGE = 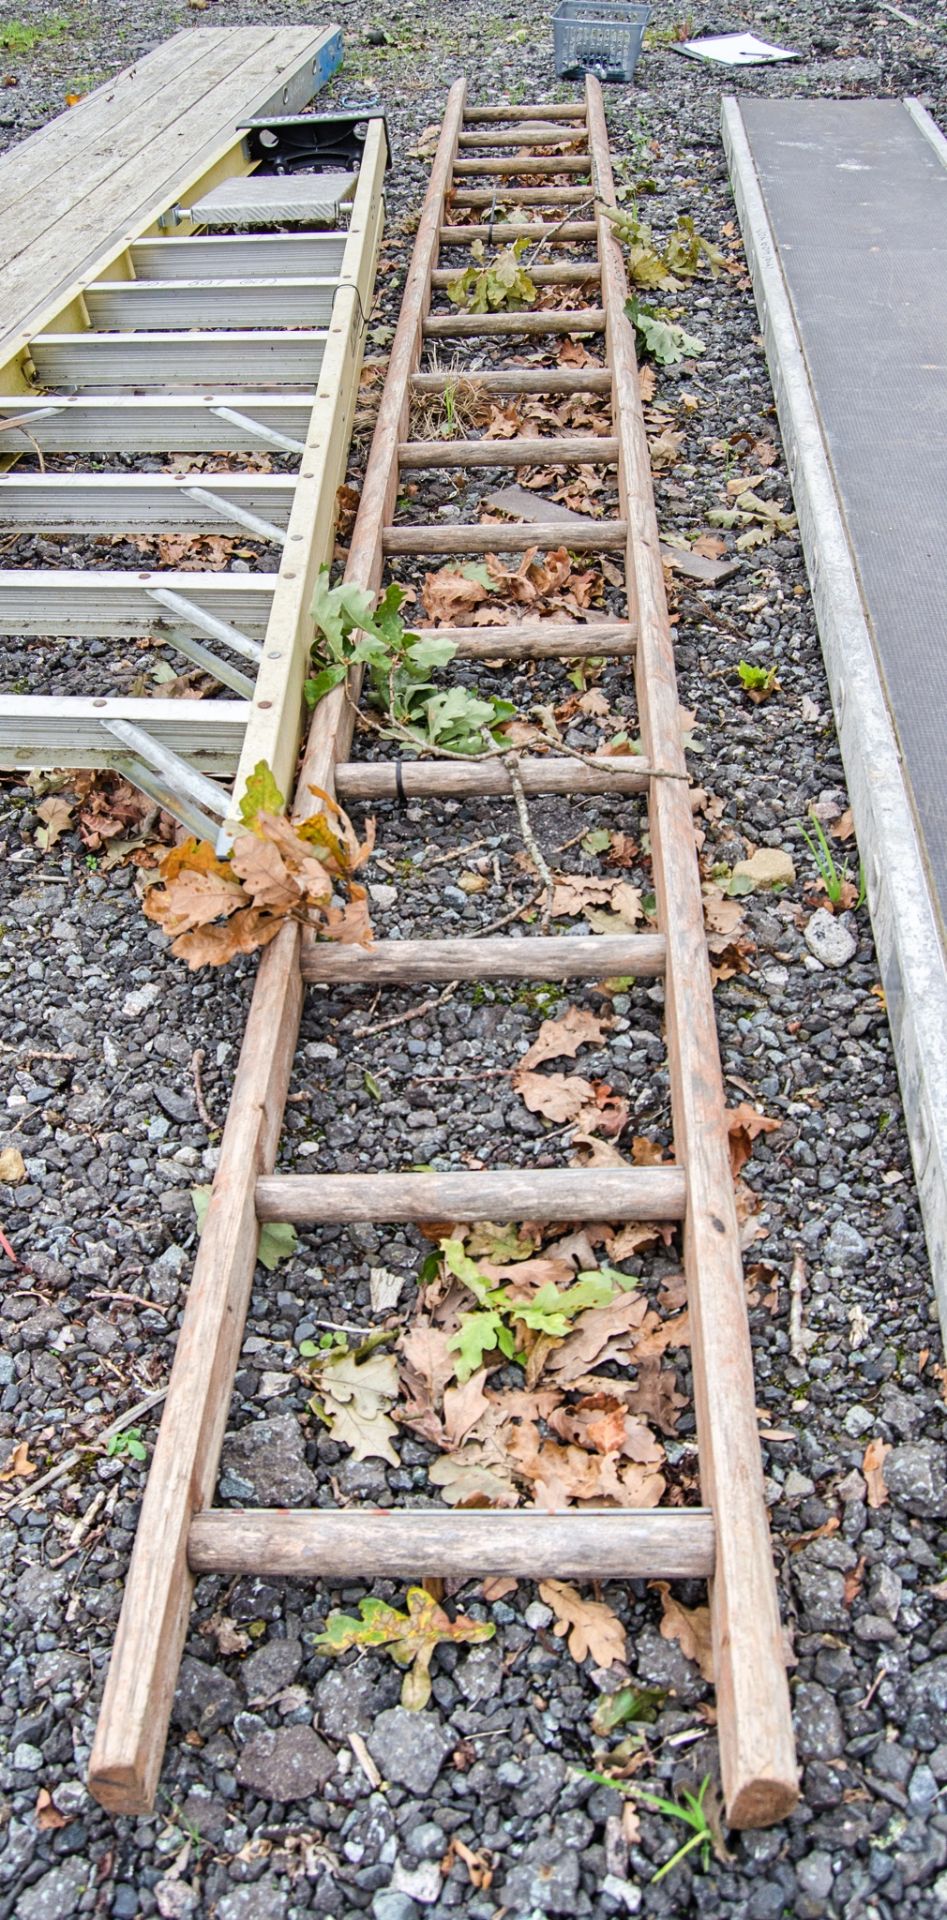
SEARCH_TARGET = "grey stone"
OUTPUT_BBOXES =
[502,1836,581,1915]
[12,1742,43,1771]
[236,1725,335,1800]
[315,1665,388,1739]
[372,1896,419,1920]
[405,1823,447,1862]
[460,1643,503,1702]
[634,1622,706,1700]
[879,1384,926,1438]
[391,1859,442,1904]
[15,1563,65,1621]
[793,1563,848,1631]
[908,1763,939,1809]
[803,908,856,968]
[242,1638,303,1702]
[794,1683,844,1761]
[884,1441,947,1517]
[868,1564,903,1621]
[172,1656,241,1736]
[600,1876,642,1914]
[524,1601,554,1629]
[217,1883,288,1920]
[823,1218,868,1267]
[517,1751,567,1815]
[796,1849,834,1904]
[155,1882,198,1920]
[843,1403,875,1438]
[367,1707,452,1793]
[220,1413,318,1507]
[18,1860,90,1920]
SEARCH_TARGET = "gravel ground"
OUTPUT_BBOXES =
[3,3,947,1918]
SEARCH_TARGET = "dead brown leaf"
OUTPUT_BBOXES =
[652,1580,714,1682]
[0,1440,37,1482]
[862,1437,890,1509]
[539,1578,627,1666]
[726,1102,781,1178]
[518,1005,610,1071]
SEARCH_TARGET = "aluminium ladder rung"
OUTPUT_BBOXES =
[398,434,618,468]
[187,1509,716,1581]
[333,755,650,799]
[0,697,247,772]
[0,569,277,638]
[28,330,328,391]
[0,473,295,534]
[120,234,347,279]
[255,1166,687,1225]
[84,276,341,331]
[0,394,316,454]
[300,932,666,983]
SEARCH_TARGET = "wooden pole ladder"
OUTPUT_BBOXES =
[88,78,799,1829]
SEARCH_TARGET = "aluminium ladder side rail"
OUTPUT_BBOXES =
[87,80,798,1828]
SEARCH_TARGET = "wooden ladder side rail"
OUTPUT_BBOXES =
[86,77,469,1820]
[586,76,799,1830]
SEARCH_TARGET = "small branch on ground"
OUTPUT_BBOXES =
[506,752,555,929]
[789,1250,807,1366]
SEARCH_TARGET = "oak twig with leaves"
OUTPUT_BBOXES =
[307,570,513,756]
[446,237,537,313]
[143,761,375,969]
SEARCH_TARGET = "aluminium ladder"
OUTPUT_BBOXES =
[88,80,799,1830]
[0,40,386,836]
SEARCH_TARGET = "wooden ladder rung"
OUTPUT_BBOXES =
[463,104,588,123]
[398,434,618,468]
[426,619,635,659]
[453,186,594,206]
[431,261,601,286]
[255,1165,687,1225]
[188,1508,715,1579]
[384,520,626,555]
[411,366,612,395]
[424,307,606,338]
[333,754,650,800]
[452,156,592,175]
[440,221,599,243]
[458,128,590,149]
[300,932,666,984]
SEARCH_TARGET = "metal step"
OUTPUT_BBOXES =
[0,696,246,772]
[28,330,328,390]
[186,170,357,226]
[123,234,347,278]
[0,473,295,534]
[0,394,315,454]
[0,568,277,638]
[84,276,341,330]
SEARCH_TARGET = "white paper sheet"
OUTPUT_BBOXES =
[677,32,800,65]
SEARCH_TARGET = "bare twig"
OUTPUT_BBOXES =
[0,1386,169,1515]
[506,752,554,929]
[353,980,458,1039]
[788,1250,807,1367]
[190,1047,217,1131]
[525,197,597,267]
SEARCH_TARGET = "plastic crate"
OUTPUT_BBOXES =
[553,0,651,81]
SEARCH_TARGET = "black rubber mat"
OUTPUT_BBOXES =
[737,98,947,940]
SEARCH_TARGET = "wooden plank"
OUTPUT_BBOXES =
[334,755,650,799]
[399,435,618,468]
[28,331,327,390]
[228,118,388,819]
[300,932,666,983]
[256,1165,687,1224]
[587,74,798,1830]
[425,306,605,337]
[384,520,625,554]
[411,367,611,395]
[86,85,465,1821]
[188,1508,715,1580]
[1,27,342,370]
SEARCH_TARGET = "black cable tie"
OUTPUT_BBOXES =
[393,757,408,808]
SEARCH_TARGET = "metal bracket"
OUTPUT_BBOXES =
[239,109,392,175]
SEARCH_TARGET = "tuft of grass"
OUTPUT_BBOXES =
[796,810,865,908]
[1,16,69,56]
[585,1769,718,1881]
